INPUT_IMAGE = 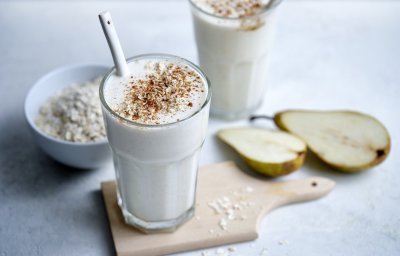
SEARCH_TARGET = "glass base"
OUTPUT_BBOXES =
[117,194,195,233]
[210,99,262,121]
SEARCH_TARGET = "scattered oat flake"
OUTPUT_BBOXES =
[260,248,269,255]
[278,239,289,245]
[207,187,258,232]
[219,218,228,230]
[245,186,254,193]
[216,248,225,254]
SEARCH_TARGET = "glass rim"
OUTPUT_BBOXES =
[99,53,211,128]
[188,0,283,21]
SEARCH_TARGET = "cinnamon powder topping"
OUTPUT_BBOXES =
[200,0,264,18]
[114,62,204,124]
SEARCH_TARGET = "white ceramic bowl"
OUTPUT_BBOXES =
[25,64,112,169]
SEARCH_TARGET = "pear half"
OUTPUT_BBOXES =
[218,128,307,177]
[274,110,391,172]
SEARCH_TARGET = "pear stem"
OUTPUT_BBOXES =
[249,115,274,122]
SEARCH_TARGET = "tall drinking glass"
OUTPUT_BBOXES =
[189,0,282,120]
[99,54,211,232]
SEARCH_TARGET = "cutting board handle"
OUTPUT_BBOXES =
[265,177,336,209]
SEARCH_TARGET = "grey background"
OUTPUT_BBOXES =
[0,0,399,255]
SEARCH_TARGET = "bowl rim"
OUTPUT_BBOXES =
[25,63,110,146]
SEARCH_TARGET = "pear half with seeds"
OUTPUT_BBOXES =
[218,128,307,177]
[273,110,391,172]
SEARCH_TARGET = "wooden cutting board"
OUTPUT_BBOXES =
[101,161,335,256]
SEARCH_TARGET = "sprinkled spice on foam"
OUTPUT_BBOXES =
[114,61,204,124]
[199,0,264,18]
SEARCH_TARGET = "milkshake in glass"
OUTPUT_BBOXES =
[100,54,210,232]
[189,0,282,120]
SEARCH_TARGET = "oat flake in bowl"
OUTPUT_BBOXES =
[25,64,111,169]
[35,77,106,142]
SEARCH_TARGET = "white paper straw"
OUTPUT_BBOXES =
[99,11,130,77]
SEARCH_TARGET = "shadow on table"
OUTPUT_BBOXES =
[0,115,116,254]
[88,190,117,256]
[0,115,96,198]
[301,150,374,182]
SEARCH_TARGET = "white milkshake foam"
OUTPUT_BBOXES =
[105,59,207,124]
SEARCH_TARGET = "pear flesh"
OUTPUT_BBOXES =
[218,128,307,177]
[274,110,391,172]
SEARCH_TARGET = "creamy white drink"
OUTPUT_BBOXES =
[100,54,210,232]
[190,0,282,120]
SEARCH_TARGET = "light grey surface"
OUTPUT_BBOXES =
[0,1,399,255]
